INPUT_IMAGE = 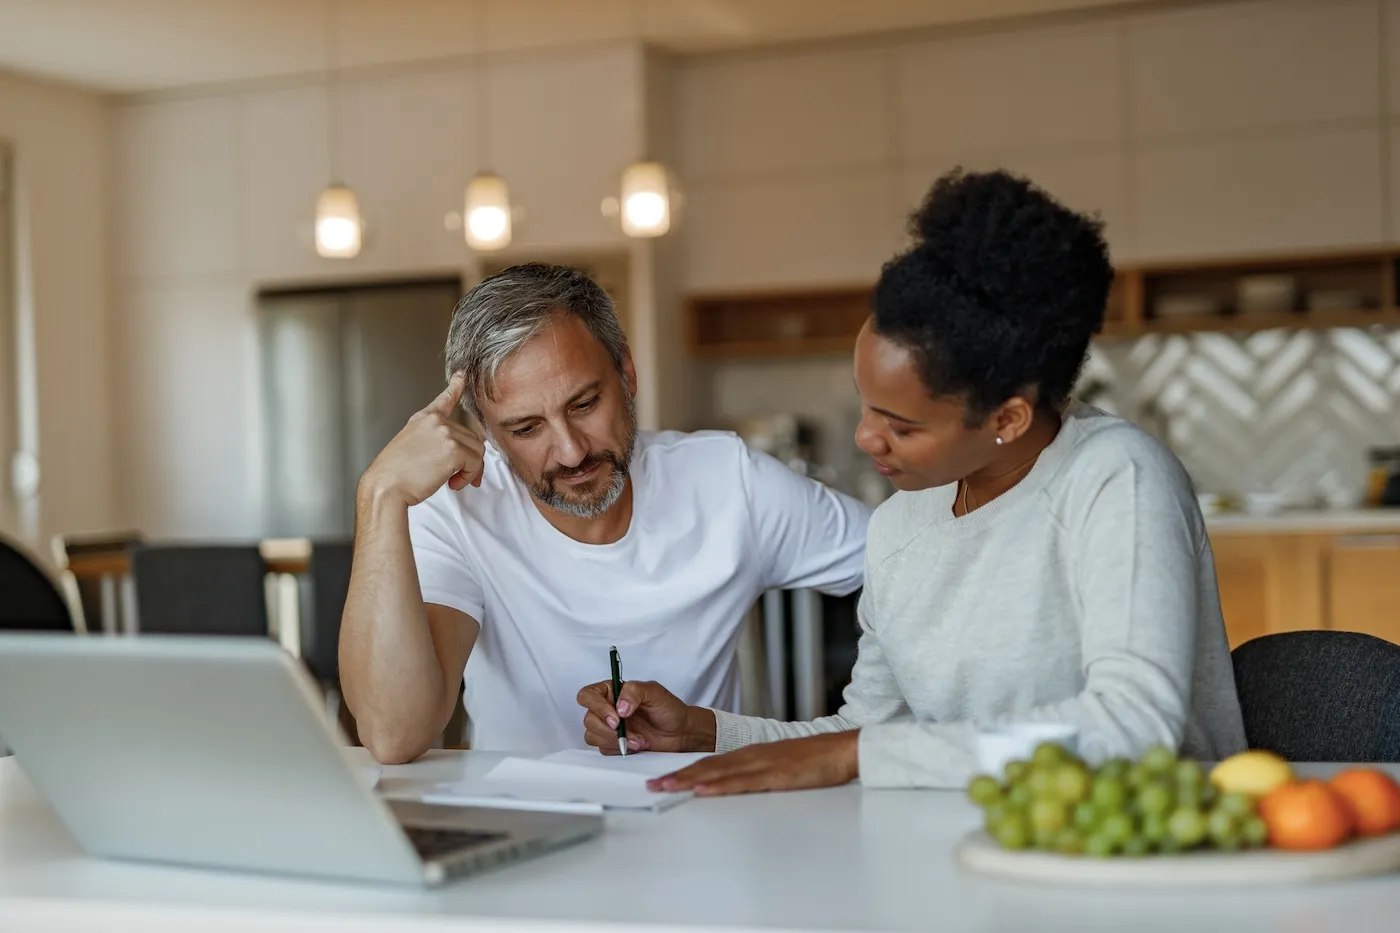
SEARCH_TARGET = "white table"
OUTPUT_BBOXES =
[2,751,1400,933]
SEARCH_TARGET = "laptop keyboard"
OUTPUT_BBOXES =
[406,827,509,860]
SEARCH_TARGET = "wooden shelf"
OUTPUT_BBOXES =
[686,246,1400,359]
[1124,307,1400,337]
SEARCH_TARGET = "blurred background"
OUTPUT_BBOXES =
[4,0,1400,726]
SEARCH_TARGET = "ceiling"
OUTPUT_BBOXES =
[0,0,1166,95]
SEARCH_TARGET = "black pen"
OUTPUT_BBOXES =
[609,645,627,757]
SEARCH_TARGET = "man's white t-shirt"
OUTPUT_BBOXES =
[407,429,871,753]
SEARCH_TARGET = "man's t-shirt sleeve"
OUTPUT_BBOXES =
[738,442,871,596]
[406,490,486,621]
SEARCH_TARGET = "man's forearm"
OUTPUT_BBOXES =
[339,487,446,763]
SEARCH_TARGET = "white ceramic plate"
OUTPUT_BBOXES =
[955,830,1400,886]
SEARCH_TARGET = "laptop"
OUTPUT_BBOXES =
[0,633,602,886]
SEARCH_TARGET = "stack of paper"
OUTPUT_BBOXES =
[419,750,712,815]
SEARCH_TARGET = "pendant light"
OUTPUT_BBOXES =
[463,0,511,251]
[617,2,676,239]
[314,0,362,259]
[620,160,672,238]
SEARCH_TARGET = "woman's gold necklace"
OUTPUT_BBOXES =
[958,448,1044,516]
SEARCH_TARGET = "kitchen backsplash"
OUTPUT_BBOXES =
[1084,327,1400,509]
[699,325,1400,509]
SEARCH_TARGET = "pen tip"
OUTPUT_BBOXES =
[619,738,628,757]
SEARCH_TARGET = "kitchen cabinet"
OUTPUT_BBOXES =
[1326,534,1400,645]
[1209,533,1329,648]
[1209,525,1400,648]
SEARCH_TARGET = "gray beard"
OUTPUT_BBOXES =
[499,390,638,520]
[533,460,629,518]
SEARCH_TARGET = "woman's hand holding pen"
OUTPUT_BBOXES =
[576,680,716,755]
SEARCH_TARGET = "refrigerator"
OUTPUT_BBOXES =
[257,279,460,539]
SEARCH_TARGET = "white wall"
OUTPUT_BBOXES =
[680,0,1400,475]
[111,43,647,537]
[0,68,113,553]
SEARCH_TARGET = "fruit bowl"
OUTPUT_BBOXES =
[957,742,1400,884]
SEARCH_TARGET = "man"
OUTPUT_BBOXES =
[340,262,870,763]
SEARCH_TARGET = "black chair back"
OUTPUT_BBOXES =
[1232,630,1400,762]
[304,540,353,683]
[0,537,75,632]
[129,545,269,637]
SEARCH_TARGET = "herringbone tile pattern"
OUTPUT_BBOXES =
[1083,327,1400,507]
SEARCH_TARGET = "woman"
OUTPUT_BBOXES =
[576,169,1247,794]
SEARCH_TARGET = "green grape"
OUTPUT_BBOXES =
[1091,775,1128,810]
[1140,812,1169,847]
[1207,808,1242,851]
[1121,835,1152,857]
[1032,826,1059,850]
[1055,762,1092,803]
[1241,814,1269,848]
[1029,798,1070,835]
[968,775,1003,808]
[1100,812,1135,849]
[1007,782,1034,809]
[1084,833,1116,858]
[1032,742,1068,769]
[1054,827,1085,855]
[1136,779,1175,817]
[1072,800,1101,834]
[1097,758,1131,782]
[1176,784,1204,810]
[1027,766,1060,800]
[1215,792,1254,820]
[1125,763,1152,789]
[1200,783,1219,808]
[1141,745,1178,775]
[983,800,1015,833]
[1167,808,1208,848]
[992,813,1031,850]
[1157,835,1184,855]
[1174,759,1205,789]
[1004,760,1030,784]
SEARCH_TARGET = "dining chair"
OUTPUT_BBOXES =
[0,535,77,633]
[1231,630,1400,762]
[128,544,270,637]
[51,530,143,634]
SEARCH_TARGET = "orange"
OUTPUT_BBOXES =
[1257,780,1355,851]
[1329,768,1400,837]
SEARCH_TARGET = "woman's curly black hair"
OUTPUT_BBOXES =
[872,169,1112,424]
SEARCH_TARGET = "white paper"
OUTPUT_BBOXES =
[540,749,713,779]
[419,754,700,814]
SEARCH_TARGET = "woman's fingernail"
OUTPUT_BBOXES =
[607,715,618,728]
[628,736,642,749]
[617,700,632,716]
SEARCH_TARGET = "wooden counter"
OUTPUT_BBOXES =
[1207,510,1400,648]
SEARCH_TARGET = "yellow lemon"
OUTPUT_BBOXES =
[1210,750,1295,798]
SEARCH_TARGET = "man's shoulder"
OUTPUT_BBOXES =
[636,428,747,461]
[634,429,755,480]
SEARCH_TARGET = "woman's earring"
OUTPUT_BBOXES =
[995,437,1005,446]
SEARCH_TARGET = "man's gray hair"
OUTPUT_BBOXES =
[445,262,629,419]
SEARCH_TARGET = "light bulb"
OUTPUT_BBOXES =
[620,161,671,238]
[314,184,362,258]
[468,205,508,243]
[464,173,512,250]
